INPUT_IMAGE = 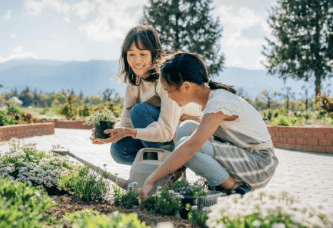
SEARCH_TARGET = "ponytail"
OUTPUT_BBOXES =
[208,80,237,94]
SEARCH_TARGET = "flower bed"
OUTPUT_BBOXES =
[268,126,333,153]
[0,122,54,142]
[1,139,333,227]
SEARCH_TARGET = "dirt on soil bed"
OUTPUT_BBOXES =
[46,194,193,228]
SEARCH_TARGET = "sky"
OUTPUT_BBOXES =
[0,0,277,70]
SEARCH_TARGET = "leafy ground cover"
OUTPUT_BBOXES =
[1,139,333,228]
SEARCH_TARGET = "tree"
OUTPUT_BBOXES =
[260,89,278,109]
[101,88,115,103]
[279,86,295,110]
[141,0,224,75]
[263,0,333,97]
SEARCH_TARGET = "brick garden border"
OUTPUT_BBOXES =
[267,126,333,153]
[0,123,55,142]
[1,121,332,153]
[35,119,93,129]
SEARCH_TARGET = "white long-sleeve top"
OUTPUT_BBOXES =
[116,78,200,142]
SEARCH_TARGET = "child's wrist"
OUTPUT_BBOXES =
[127,128,137,138]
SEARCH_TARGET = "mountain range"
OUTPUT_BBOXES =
[0,59,328,99]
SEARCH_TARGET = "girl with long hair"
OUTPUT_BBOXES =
[91,27,199,165]
[139,51,279,198]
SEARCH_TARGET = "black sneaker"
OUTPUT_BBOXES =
[208,184,251,196]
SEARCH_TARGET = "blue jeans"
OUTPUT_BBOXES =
[110,103,175,165]
[175,120,230,187]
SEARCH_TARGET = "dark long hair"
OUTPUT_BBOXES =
[118,26,163,85]
[160,51,236,94]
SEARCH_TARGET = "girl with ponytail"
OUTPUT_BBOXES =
[139,51,279,198]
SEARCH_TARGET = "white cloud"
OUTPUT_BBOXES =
[254,55,268,69]
[72,0,95,19]
[11,34,16,39]
[79,0,144,43]
[64,16,71,23]
[0,46,39,63]
[216,5,270,48]
[4,10,12,20]
[24,0,70,15]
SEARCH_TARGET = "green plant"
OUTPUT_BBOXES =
[57,166,110,202]
[327,118,333,126]
[187,204,209,228]
[288,116,304,126]
[0,177,56,227]
[272,116,290,126]
[85,109,119,125]
[65,209,149,228]
[143,189,182,216]
[207,189,333,228]
[0,139,74,194]
[113,186,139,209]
[171,179,208,198]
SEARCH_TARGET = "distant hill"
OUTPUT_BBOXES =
[0,59,329,99]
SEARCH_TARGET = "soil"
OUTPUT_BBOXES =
[46,193,193,228]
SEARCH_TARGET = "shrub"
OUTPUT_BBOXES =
[0,177,56,227]
[113,186,139,209]
[272,116,290,126]
[207,189,333,228]
[60,103,78,120]
[171,179,207,198]
[57,166,110,202]
[0,139,74,194]
[187,205,209,228]
[65,209,149,228]
[143,189,182,216]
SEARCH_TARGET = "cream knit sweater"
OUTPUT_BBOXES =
[116,78,200,142]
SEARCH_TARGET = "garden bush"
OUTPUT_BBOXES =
[207,189,333,228]
[187,205,209,228]
[113,186,139,209]
[0,139,74,194]
[64,209,150,228]
[143,188,182,216]
[0,177,56,228]
[57,165,110,202]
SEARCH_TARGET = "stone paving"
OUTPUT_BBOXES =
[1,128,332,212]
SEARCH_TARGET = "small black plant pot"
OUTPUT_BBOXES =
[179,196,196,219]
[95,120,114,139]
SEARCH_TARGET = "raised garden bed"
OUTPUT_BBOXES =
[0,122,54,142]
[268,126,333,153]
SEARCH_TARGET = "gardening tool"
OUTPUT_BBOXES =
[51,147,180,192]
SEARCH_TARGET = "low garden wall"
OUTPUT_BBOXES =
[37,119,94,129]
[0,123,54,142]
[1,121,332,153]
[268,126,333,153]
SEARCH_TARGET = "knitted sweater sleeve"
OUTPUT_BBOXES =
[115,84,138,129]
[134,82,181,142]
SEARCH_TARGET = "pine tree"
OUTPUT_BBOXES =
[141,0,224,75]
[263,0,333,96]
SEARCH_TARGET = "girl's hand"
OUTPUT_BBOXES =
[90,128,105,145]
[91,128,136,144]
[138,179,154,201]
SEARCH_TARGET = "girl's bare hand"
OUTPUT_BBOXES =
[137,182,154,201]
[91,128,136,144]
[90,128,105,144]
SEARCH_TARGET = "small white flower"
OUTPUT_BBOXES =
[272,223,286,228]
[252,220,262,227]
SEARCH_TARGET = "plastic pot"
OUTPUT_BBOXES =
[95,120,114,139]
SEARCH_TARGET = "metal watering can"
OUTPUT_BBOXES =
[51,147,173,192]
